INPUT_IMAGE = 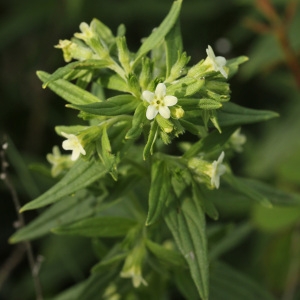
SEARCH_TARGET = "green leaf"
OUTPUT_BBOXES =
[20,159,107,211]
[70,94,138,116]
[92,243,127,273]
[164,195,209,300]
[164,19,182,77]
[209,222,253,260]
[217,102,279,126]
[210,261,276,300]
[146,239,186,267]
[53,216,137,237]
[125,102,147,139]
[133,0,182,67]
[143,121,158,160]
[97,73,130,93]
[41,60,111,88]
[252,205,300,232]
[10,190,102,243]
[96,126,118,180]
[183,126,236,159]
[227,55,249,78]
[224,174,272,208]
[238,178,300,206]
[146,160,171,226]
[37,71,101,105]
[179,98,222,111]
[192,181,219,220]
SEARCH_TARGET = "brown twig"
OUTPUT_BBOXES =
[0,136,43,300]
[248,0,300,88]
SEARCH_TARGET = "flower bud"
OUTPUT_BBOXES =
[170,105,184,119]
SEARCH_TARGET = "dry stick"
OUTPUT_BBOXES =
[0,138,43,300]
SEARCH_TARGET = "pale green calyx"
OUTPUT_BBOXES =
[188,151,226,189]
[61,132,86,161]
[142,83,178,120]
[206,45,228,79]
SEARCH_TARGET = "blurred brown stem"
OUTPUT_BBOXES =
[0,136,43,300]
[254,0,300,88]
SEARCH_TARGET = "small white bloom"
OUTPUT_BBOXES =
[142,83,178,120]
[61,132,86,161]
[74,22,95,42]
[206,45,228,78]
[230,128,247,152]
[210,151,226,189]
[120,265,148,288]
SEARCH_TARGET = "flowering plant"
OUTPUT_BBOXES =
[10,1,296,299]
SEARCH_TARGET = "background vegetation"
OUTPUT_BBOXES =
[1,0,300,299]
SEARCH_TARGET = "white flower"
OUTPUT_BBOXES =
[206,45,228,78]
[230,128,247,152]
[61,132,86,161]
[120,265,148,288]
[210,151,226,189]
[142,83,178,120]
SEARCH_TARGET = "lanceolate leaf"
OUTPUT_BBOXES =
[133,0,182,67]
[210,261,276,300]
[41,60,112,88]
[146,160,171,226]
[164,196,209,300]
[10,191,103,243]
[53,216,137,237]
[70,94,138,116]
[217,102,279,126]
[20,159,107,211]
[164,19,183,77]
[183,126,237,159]
[37,71,101,105]
[146,239,186,267]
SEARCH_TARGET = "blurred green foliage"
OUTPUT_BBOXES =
[1,0,300,299]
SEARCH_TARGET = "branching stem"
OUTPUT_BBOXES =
[0,136,43,300]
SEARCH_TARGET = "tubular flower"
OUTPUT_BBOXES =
[61,132,86,161]
[206,45,228,79]
[142,83,178,120]
[210,151,226,188]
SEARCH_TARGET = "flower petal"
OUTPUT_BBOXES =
[155,83,166,99]
[146,105,158,120]
[159,106,170,119]
[206,45,215,60]
[71,148,80,161]
[216,56,226,68]
[142,91,154,103]
[164,95,178,106]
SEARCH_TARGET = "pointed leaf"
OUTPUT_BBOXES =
[20,159,107,211]
[70,94,138,116]
[164,196,209,300]
[217,102,279,126]
[53,216,137,237]
[146,239,186,267]
[146,160,171,225]
[133,0,182,67]
[10,191,102,243]
[210,261,276,300]
[37,71,101,105]
[183,126,237,159]
[42,60,111,88]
